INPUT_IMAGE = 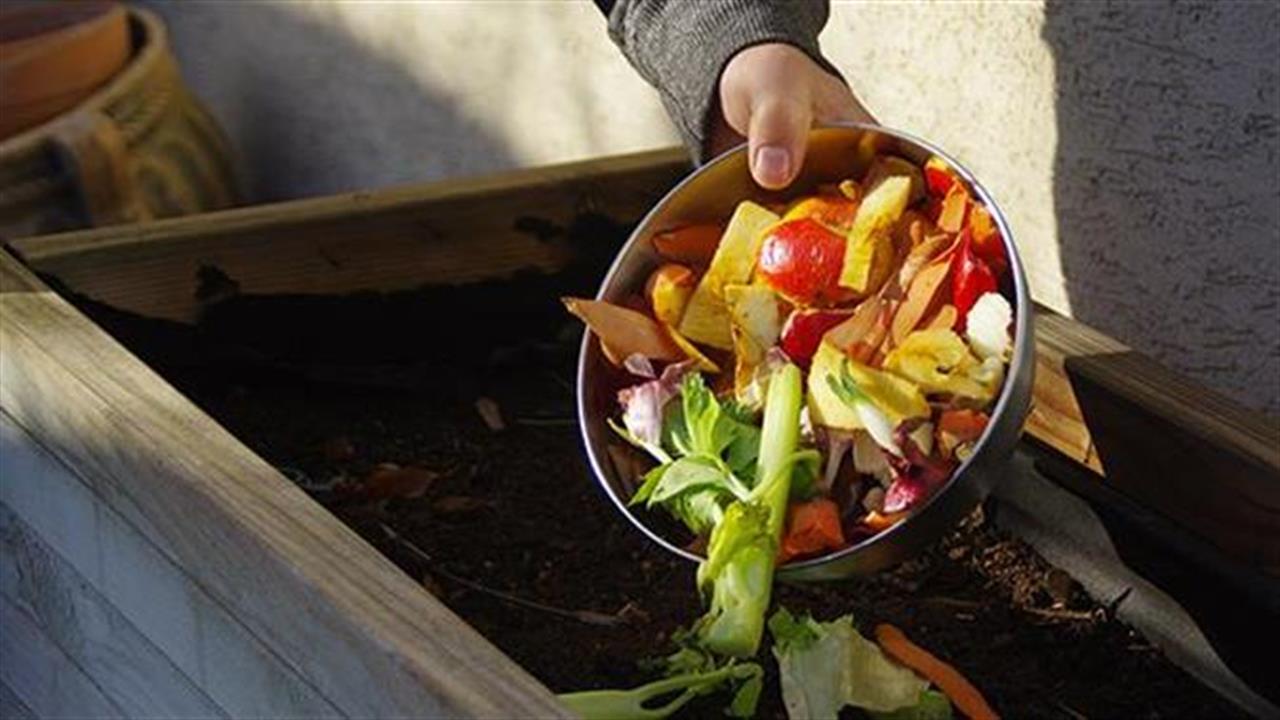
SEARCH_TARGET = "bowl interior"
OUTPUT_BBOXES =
[576,124,1034,576]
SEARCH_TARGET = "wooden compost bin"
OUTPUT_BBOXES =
[0,148,1276,718]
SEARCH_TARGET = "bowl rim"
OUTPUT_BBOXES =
[576,121,1034,572]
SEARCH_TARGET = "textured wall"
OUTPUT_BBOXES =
[147,1,676,200]
[152,1,1279,415]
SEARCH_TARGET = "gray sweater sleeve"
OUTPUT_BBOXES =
[603,0,837,162]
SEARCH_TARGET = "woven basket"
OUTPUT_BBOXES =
[0,6,239,238]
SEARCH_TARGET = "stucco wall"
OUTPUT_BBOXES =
[151,1,1279,416]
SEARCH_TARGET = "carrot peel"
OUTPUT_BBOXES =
[874,623,999,720]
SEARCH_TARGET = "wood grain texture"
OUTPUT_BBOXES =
[11,146,1278,573]
[0,250,570,718]
[1030,304,1280,573]
[0,594,123,720]
[0,501,226,719]
[0,410,337,719]
[10,147,688,323]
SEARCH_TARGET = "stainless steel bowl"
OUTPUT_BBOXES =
[577,123,1034,581]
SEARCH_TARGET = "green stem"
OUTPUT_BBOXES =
[557,664,755,720]
[695,363,803,658]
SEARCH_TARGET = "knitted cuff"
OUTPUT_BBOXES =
[607,0,836,163]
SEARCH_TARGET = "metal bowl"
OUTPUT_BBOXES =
[576,123,1034,581]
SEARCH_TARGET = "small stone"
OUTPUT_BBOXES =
[1045,567,1077,606]
[475,397,505,432]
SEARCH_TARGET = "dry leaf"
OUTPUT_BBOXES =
[364,464,439,500]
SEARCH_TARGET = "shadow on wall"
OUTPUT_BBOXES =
[1041,1,1280,416]
[143,2,517,202]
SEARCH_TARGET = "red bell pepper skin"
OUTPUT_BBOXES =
[968,205,1009,278]
[923,156,959,197]
[950,229,997,330]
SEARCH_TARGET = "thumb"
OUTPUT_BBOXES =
[747,95,812,190]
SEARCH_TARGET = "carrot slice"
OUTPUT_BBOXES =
[875,624,999,720]
[779,499,845,563]
[938,409,989,442]
[650,224,723,266]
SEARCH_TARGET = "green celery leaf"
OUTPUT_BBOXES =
[728,665,764,718]
[767,607,821,653]
[681,373,728,456]
[630,463,669,506]
[649,457,731,504]
[669,490,727,535]
[661,399,690,457]
[724,419,762,482]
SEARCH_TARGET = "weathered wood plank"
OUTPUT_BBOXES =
[9,148,688,324]
[8,147,1276,571]
[1029,305,1280,573]
[0,594,123,720]
[0,250,568,718]
[0,680,37,720]
[0,412,338,718]
[0,501,227,719]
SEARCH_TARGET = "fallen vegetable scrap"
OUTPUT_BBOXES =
[562,149,1017,717]
[875,624,998,720]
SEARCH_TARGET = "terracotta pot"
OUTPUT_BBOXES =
[0,2,130,140]
[0,6,239,237]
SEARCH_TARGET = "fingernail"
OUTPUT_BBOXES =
[754,145,791,187]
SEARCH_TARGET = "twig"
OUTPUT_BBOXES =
[1020,606,1099,622]
[378,523,631,627]
[921,596,984,610]
[1057,701,1089,720]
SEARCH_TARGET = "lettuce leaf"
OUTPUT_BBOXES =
[870,690,954,720]
[769,609,929,720]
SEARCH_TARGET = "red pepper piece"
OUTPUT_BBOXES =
[950,229,997,331]
[968,205,1009,278]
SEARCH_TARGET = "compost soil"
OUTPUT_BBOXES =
[111,355,1239,720]
[66,213,1244,719]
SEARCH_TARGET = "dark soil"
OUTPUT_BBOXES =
[63,213,1247,720]
[110,352,1240,720]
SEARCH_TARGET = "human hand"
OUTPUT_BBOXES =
[708,43,873,190]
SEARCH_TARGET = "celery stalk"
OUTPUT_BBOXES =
[557,663,761,720]
[695,363,803,658]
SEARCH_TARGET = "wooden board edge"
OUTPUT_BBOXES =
[1027,303,1280,570]
[0,409,342,718]
[9,146,690,263]
[0,248,572,719]
[0,500,229,718]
